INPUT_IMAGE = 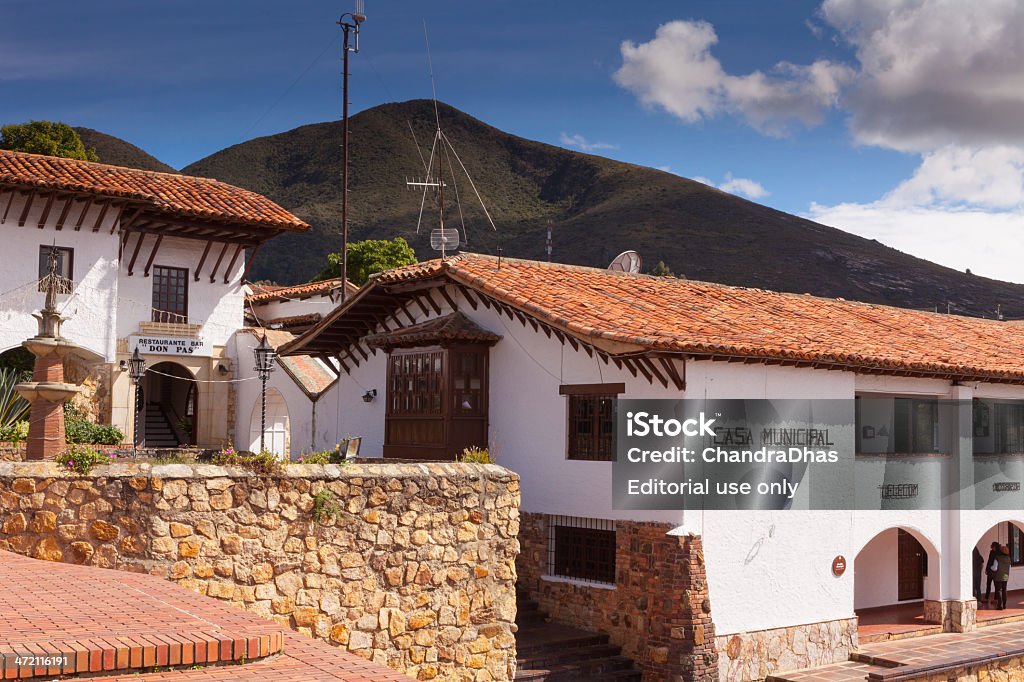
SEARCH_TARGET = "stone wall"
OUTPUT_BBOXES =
[0,460,520,682]
[517,512,718,682]
[715,619,857,681]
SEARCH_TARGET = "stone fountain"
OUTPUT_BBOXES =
[15,248,100,460]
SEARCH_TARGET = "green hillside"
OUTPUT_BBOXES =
[74,127,176,173]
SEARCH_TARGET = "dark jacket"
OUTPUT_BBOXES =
[987,548,1000,575]
[996,551,1012,582]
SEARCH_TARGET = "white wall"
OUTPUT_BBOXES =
[0,193,247,362]
[294,283,1024,637]
[251,294,336,323]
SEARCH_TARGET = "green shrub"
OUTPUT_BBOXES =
[56,444,114,474]
[459,446,493,464]
[311,489,341,524]
[212,445,285,475]
[64,404,124,445]
[0,366,30,429]
[0,420,28,443]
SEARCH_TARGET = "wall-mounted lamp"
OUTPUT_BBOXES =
[216,363,229,376]
[119,360,127,371]
[362,389,377,404]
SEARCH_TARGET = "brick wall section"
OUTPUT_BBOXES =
[0,461,521,682]
[517,512,718,682]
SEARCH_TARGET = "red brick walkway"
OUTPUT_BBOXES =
[0,551,410,681]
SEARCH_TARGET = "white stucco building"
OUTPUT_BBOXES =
[0,149,308,449]
[278,253,1024,680]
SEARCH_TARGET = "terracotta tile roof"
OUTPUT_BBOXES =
[240,328,336,397]
[246,278,357,303]
[365,311,501,350]
[0,149,308,231]
[367,254,1024,384]
[260,312,324,330]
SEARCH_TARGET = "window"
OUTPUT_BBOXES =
[152,266,188,323]
[855,396,941,454]
[1009,523,1024,567]
[37,246,73,291]
[996,403,1024,454]
[388,350,444,415]
[562,384,623,461]
[548,516,616,585]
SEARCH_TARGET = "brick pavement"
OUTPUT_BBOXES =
[767,620,1024,682]
[0,550,410,681]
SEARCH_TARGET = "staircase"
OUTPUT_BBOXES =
[515,591,641,681]
[144,403,179,448]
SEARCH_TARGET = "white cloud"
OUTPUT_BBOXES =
[613,20,853,136]
[884,145,1024,209]
[718,173,769,199]
[807,200,1024,284]
[821,0,1024,151]
[689,172,769,199]
[559,132,618,153]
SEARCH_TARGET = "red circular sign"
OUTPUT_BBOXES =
[832,555,847,577]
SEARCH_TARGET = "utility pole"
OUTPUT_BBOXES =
[338,2,365,302]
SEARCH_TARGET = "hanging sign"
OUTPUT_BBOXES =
[129,335,212,357]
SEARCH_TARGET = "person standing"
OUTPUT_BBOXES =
[973,546,984,600]
[995,544,1012,610]
[986,541,1001,604]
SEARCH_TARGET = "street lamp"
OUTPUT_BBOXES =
[253,334,277,453]
[337,0,366,302]
[127,348,147,458]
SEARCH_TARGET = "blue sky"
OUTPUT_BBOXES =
[4,0,1023,283]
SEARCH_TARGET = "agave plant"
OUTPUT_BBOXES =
[0,366,31,428]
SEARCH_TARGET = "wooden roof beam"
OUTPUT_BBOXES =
[208,242,230,283]
[73,197,95,231]
[223,244,244,284]
[36,193,55,229]
[54,196,76,231]
[17,191,36,227]
[239,243,262,284]
[90,199,111,232]
[438,287,459,311]
[143,235,164,277]
[461,288,479,310]
[126,232,146,276]
[194,240,214,282]
[0,190,16,224]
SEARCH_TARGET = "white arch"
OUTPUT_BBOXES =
[249,388,289,458]
[854,525,941,611]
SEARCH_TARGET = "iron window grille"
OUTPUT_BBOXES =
[547,515,616,585]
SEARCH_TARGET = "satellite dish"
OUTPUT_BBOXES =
[430,228,461,252]
[608,250,642,274]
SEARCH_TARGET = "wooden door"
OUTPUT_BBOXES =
[897,529,925,601]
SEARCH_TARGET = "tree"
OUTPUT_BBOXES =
[0,121,98,161]
[649,260,675,277]
[317,237,418,286]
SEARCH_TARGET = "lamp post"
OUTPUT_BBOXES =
[253,334,277,454]
[337,2,365,302]
[127,348,147,458]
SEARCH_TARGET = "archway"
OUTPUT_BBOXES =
[142,362,196,447]
[973,520,1024,621]
[249,388,289,458]
[854,526,941,641]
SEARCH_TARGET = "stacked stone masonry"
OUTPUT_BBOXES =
[516,512,718,682]
[0,460,521,682]
[716,618,858,681]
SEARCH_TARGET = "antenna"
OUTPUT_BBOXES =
[608,250,642,274]
[404,21,498,259]
[337,0,366,302]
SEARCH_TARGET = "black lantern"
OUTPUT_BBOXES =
[362,389,377,403]
[127,348,147,458]
[253,334,277,454]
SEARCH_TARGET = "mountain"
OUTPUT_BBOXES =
[74,127,176,173]
[169,99,1021,318]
